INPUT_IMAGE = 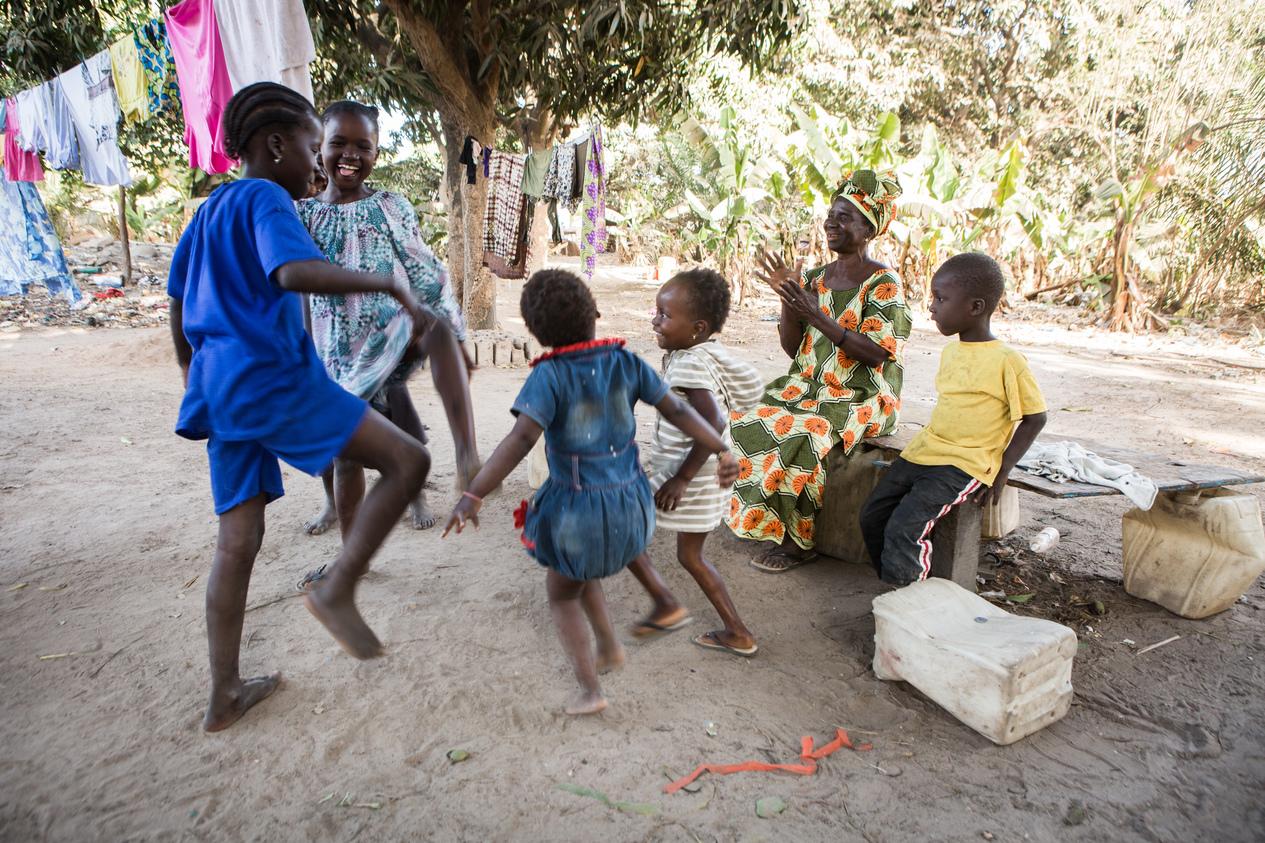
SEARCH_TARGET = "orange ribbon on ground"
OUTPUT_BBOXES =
[663,728,873,795]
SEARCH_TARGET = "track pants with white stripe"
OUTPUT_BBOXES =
[859,457,981,586]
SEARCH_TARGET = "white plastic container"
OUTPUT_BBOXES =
[981,485,1021,539]
[527,438,549,489]
[873,579,1077,745]
[1122,489,1265,619]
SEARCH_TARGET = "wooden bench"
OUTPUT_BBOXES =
[814,424,1265,589]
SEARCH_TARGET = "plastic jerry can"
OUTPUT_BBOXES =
[873,579,1077,745]
[527,438,549,489]
[981,484,1021,539]
[1122,489,1265,619]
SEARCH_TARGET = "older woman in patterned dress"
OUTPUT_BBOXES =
[728,170,913,572]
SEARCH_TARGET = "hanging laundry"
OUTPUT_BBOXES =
[109,34,150,122]
[542,141,575,202]
[166,0,235,174]
[58,51,133,187]
[135,20,181,117]
[3,99,45,183]
[571,139,589,206]
[520,149,549,199]
[36,81,82,170]
[213,0,317,102]
[579,125,608,280]
[0,164,79,303]
[459,136,480,185]
[13,86,47,154]
[482,152,529,264]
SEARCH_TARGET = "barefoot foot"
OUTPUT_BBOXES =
[203,673,282,732]
[303,506,337,536]
[304,588,384,660]
[564,690,609,716]
[409,498,437,530]
[596,644,626,675]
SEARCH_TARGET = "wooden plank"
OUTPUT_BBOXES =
[930,503,982,590]
[864,429,1263,500]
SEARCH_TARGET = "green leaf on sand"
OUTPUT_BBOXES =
[557,783,658,816]
[446,749,470,764]
[756,796,787,818]
[1007,593,1036,604]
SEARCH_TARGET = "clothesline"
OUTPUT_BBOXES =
[1,0,316,187]
[464,125,608,282]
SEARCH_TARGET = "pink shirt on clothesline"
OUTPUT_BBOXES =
[3,99,45,182]
[165,0,235,175]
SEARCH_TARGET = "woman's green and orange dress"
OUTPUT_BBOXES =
[727,266,912,549]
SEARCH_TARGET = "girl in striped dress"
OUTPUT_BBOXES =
[628,270,766,656]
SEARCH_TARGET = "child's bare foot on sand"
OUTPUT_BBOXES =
[303,505,337,536]
[565,690,609,716]
[304,588,384,660]
[596,643,626,675]
[409,496,436,530]
[203,673,282,732]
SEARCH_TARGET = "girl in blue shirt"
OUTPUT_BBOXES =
[168,82,432,731]
[443,270,739,716]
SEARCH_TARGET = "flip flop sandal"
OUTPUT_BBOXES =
[692,631,759,658]
[295,564,327,593]
[630,613,693,639]
[749,550,819,574]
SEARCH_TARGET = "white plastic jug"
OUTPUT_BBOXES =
[1122,488,1265,619]
[873,579,1077,745]
[527,438,549,489]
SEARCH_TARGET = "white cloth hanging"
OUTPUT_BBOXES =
[212,0,317,103]
[57,51,132,187]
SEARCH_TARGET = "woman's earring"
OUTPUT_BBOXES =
[273,155,283,164]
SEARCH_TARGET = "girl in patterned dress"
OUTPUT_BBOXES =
[297,101,480,552]
[444,270,739,715]
[730,170,913,573]
[625,270,766,656]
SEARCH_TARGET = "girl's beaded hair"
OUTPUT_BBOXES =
[221,81,318,160]
[521,269,598,347]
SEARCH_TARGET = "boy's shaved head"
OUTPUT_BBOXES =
[937,252,1006,313]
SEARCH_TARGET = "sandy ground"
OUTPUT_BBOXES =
[2,264,1264,842]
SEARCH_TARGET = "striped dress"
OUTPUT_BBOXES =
[647,342,765,533]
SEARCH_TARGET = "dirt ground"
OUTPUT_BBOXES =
[2,262,1264,842]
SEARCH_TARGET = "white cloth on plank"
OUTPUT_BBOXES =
[1017,440,1157,510]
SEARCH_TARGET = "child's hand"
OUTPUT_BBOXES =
[441,496,481,536]
[971,478,1001,507]
[390,279,433,344]
[716,451,740,487]
[655,476,689,511]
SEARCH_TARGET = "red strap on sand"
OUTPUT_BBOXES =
[663,728,872,794]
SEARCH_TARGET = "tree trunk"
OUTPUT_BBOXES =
[1108,212,1135,331]
[440,117,498,330]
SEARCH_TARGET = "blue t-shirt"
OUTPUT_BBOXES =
[168,178,329,441]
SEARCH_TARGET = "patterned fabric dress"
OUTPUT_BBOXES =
[298,190,465,407]
[728,266,912,550]
[579,126,607,280]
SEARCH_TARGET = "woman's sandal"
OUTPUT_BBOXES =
[692,630,758,658]
[295,564,327,593]
[630,610,693,639]
[749,548,819,574]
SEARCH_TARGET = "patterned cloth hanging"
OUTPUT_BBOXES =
[0,164,80,303]
[579,125,607,281]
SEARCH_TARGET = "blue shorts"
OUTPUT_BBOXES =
[207,396,369,515]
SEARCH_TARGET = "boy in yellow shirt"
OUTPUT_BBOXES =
[860,252,1047,586]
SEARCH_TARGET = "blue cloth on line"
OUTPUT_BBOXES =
[513,342,669,580]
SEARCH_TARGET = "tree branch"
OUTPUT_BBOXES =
[383,0,488,130]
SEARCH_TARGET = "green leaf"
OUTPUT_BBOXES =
[756,796,787,818]
[557,783,658,816]
[1006,593,1036,604]
[446,749,470,764]
[876,111,901,143]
